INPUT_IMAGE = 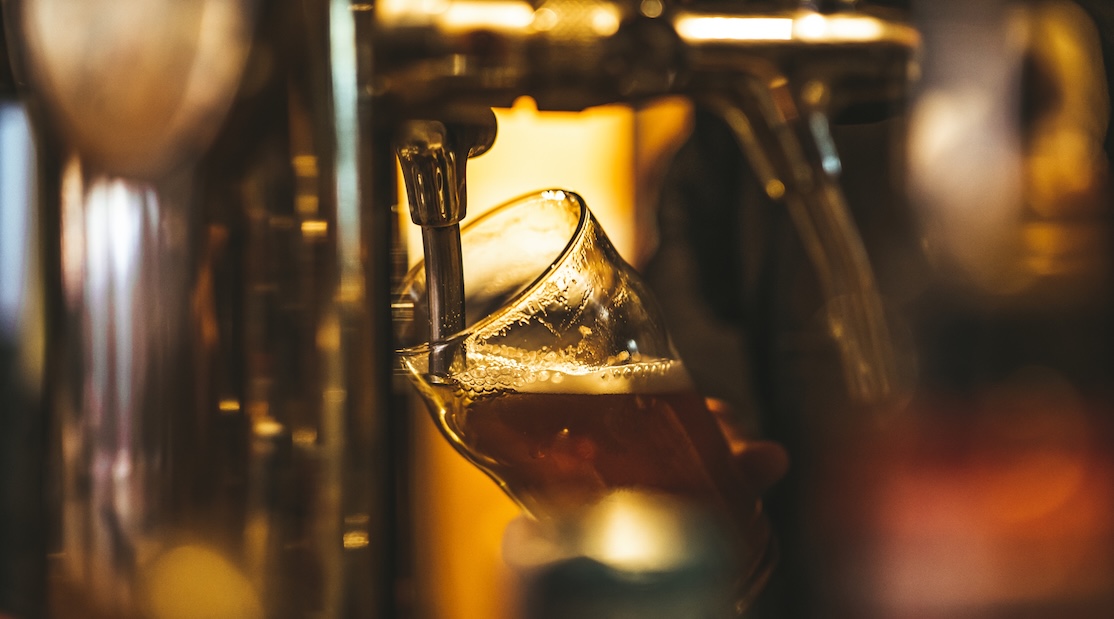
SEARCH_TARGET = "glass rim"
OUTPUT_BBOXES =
[396,188,590,356]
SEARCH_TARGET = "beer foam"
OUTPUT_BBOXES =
[454,346,692,396]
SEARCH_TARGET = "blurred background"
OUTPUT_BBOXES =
[4,1,1114,618]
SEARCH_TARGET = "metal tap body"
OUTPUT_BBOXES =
[378,0,919,402]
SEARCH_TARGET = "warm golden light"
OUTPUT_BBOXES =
[674,11,917,47]
[639,0,663,20]
[403,95,694,619]
[794,14,885,42]
[300,219,328,237]
[376,0,448,21]
[146,546,263,619]
[581,493,693,573]
[674,16,793,42]
[403,97,639,265]
[412,408,519,619]
[343,531,370,549]
[218,399,241,413]
[405,98,639,619]
[589,5,621,36]
[444,1,534,32]
[377,0,535,33]
[252,418,284,438]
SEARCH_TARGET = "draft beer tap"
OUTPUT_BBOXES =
[375,1,919,616]
[375,0,918,405]
[394,114,497,377]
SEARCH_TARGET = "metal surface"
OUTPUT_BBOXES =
[381,1,917,402]
[2,0,391,617]
[395,115,496,376]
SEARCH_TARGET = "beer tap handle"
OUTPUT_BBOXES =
[395,111,497,377]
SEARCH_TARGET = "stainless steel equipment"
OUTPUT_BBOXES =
[3,2,391,617]
[377,0,917,404]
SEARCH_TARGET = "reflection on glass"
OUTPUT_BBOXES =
[0,103,35,338]
[398,190,774,610]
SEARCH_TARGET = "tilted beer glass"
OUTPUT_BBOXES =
[397,189,774,609]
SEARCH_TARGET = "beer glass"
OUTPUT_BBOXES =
[397,189,774,609]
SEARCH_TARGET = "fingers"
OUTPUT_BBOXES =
[706,397,789,493]
[733,440,790,494]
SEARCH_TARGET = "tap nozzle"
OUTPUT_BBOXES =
[395,111,497,377]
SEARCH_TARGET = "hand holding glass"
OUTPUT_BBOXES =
[398,190,775,606]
